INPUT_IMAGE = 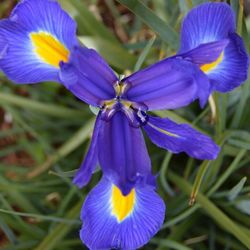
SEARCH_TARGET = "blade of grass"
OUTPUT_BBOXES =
[27,119,94,178]
[169,171,250,249]
[79,36,137,70]
[0,176,38,213]
[160,152,175,196]
[0,209,80,225]
[117,0,179,49]
[58,0,119,44]
[0,217,18,245]
[151,238,192,250]
[208,149,247,196]
[0,93,83,118]
[34,200,82,250]
[134,35,156,71]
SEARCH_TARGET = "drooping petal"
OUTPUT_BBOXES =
[179,2,235,53]
[124,58,210,110]
[203,33,249,92]
[144,115,220,160]
[59,46,117,106]
[0,0,78,83]
[80,177,165,250]
[98,111,151,195]
[73,113,102,188]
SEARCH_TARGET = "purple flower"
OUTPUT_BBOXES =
[0,0,78,83]
[60,46,220,196]
[177,2,249,94]
[58,46,219,249]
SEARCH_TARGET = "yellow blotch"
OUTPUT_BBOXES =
[200,52,224,73]
[111,185,136,222]
[30,32,69,68]
[148,122,179,138]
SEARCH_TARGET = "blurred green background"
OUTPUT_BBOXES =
[0,0,250,249]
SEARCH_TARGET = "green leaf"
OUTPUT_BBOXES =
[0,93,83,118]
[228,177,247,201]
[27,119,94,178]
[236,200,250,216]
[0,209,80,225]
[134,35,156,71]
[0,217,18,245]
[58,0,119,44]
[169,171,250,249]
[208,149,247,196]
[151,238,192,250]
[79,36,137,70]
[34,201,82,250]
[117,0,179,49]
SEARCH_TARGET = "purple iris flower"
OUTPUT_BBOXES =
[58,46,219,248]
[177,2,249,93]
[60,46,220,196]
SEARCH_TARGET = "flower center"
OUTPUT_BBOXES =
[101,82,148,127]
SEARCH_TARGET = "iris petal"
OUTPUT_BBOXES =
[179,2,235,53]
[59,46,117,106]
[80,177,165,250]
[124,58,209,110]
[98,111,151,195]
[144,115,220,160]
[73,113,102,188]
[10,0,77,50]
[206,33,249,92]
[179,39,229,66]
[0,0,77,83]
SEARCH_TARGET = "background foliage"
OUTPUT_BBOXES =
[0,0,250,249]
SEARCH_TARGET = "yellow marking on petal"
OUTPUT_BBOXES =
[149,122,179,138]
[200,52,224,73]
[120,99,132,109]
[111,185,136,222]
[30,32,69,68]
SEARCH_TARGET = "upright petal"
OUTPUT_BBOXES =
[73,113,102,188]
[144,115,220,160]
[124,58,210,110]
[179,3,235,53]
[98,111,151,195]
[59,46,117,106]
[180,39,229,65]
[0,0,77,83]
[81,177,165,250]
